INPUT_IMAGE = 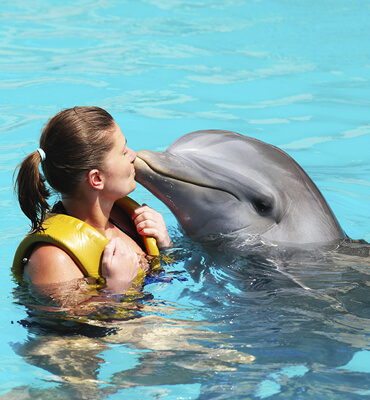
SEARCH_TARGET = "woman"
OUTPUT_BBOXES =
[14,106,171,301]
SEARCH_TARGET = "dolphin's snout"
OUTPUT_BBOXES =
[135,150,211,187]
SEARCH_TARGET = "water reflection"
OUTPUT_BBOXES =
[7,238,370,399]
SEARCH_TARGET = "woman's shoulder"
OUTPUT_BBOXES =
[24,243,84,285]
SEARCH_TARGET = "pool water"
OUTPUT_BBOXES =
[1,1,369,399]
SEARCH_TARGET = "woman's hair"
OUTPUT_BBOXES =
[15,106,116,232]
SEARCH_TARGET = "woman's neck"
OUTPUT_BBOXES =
[61,194,115,237]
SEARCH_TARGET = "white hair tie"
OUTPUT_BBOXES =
[37,148,46,162]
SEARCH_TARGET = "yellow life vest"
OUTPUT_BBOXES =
[12,196,159,284]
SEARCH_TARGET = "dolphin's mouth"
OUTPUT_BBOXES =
[135,151,240,201]
[134,152,249,237]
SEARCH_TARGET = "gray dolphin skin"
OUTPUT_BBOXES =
[134,130,346,246]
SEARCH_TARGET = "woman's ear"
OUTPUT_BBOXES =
[87,169,104,190]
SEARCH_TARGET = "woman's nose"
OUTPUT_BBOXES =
[127,147,136,163]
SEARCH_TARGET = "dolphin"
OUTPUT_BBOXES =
[134,130,346,246]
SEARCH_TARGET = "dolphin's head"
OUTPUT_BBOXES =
[134,130,345,246]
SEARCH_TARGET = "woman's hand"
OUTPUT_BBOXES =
[132,204,171,248]
[102,237,140,292]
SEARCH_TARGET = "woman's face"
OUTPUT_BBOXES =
[102,122,137,200]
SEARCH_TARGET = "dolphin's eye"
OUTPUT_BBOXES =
[253,198,273,215]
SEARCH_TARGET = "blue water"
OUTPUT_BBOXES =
[1,1,370,399]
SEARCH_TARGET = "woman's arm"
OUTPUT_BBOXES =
[25,243,84,284]
[24,245,91,308]
[24,239,141,307]
[101,237,140,292]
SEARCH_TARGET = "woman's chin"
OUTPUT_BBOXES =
[123,183,137,198]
